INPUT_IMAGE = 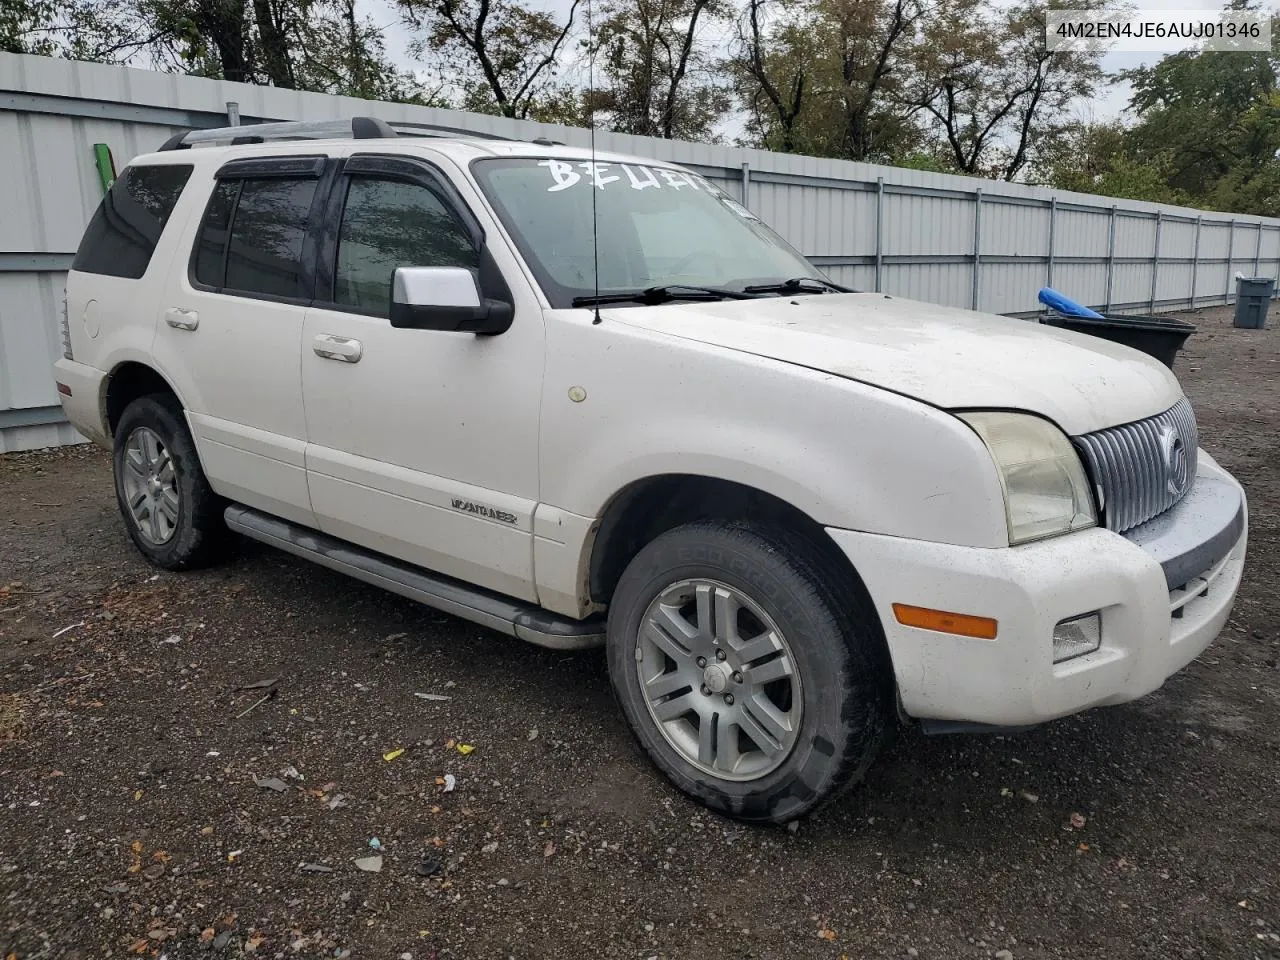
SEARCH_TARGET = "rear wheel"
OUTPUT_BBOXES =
[606,521,893,823]
[113,394,227,570]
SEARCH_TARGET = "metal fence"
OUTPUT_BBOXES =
[2,52,1278,451]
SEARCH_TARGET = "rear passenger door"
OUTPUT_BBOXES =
[153,155,333,527]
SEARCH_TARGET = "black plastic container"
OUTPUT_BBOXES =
[1234,276,1274,329]
[1040,313,1196,370]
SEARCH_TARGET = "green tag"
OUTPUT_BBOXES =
[93,143,116,195]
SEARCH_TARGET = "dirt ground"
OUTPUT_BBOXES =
[1,304,1278,960]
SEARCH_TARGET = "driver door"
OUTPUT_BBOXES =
[301,153,544,601]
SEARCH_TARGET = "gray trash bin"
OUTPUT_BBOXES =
[1234,276,1274,329]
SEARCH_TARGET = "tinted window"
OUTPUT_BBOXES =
[193,180,239,288]
[72,164,193,279]
[334,177,478,315]
[223,178,318,298]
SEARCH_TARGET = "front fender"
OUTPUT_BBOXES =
[539,312,1008,549]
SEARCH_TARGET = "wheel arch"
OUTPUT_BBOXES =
[586,473,877,617]
[104,361,185,438]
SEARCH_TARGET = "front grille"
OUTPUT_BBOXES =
[1074,397,1199,533]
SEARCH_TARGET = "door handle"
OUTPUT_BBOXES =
[313,334,363,363]
[165,307,199,331]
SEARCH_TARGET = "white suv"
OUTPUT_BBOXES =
[53,117,1248,823]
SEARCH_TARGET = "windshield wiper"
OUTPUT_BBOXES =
[743,277,851,295]
[572,284,762,308]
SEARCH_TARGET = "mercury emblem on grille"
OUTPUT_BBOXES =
[1159,424,1190,497]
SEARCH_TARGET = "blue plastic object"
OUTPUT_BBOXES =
[1038,287,1104,319]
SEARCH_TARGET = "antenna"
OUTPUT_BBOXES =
[586,0,602,325]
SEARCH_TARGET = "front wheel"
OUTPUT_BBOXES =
[606,521,893,823]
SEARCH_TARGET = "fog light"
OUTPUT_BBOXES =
[1053,613,1101,663]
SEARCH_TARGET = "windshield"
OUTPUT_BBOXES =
[471,157,826,308]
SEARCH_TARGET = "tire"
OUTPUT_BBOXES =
[606,521,893,823]
[112,393,227,570]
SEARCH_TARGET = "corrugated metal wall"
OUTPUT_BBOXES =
[3,52,1279,451]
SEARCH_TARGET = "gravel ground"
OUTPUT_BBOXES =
[1,304,1278,960]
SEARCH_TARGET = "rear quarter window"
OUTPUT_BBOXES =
[72,164,194,279]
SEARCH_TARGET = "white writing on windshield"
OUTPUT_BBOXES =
[538,159,704,194]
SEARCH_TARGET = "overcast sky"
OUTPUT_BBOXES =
[360,0,1251,139]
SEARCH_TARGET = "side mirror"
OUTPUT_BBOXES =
[390,266,513,334]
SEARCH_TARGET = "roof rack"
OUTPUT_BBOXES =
[158,115,563,151]
[390,121,513,142]
[392,122,562,146]
[160,116,396,150]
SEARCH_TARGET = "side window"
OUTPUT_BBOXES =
[72,164,193,279]
[334,177,479,315]
[192,176,318,299]
[194,181,238,288]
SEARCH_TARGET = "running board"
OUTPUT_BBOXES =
[918,719,1038,736]
[224,505,605,650]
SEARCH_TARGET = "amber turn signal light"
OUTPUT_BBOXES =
[892,603,998,640]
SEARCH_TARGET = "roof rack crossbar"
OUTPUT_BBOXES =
[160,116,399,151]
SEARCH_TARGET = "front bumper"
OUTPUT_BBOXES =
[828,451,1247,727]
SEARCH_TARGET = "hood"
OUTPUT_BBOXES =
[607,293,1184,435]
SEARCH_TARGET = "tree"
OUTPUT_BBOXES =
[587,0,730,140]
[1,0,51,54]
[1123,44,1280,201]
[251,0,295,88]
[731,0,930,161]
[2,0,162,61]
[1203,90,1280,215]
[1031,120,1192,205]
[7,0,1126,170]
[159,0,254,81]
[732,0,808,152]
[289,0,431,100]
[3,0,426,100]
[906,1,1103,180]
[399,0,581,119]
[1109,11,1280,216]
[822,0,927,161]
[1023,11,1280,216]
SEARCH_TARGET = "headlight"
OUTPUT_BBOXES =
[958,411,1097,545]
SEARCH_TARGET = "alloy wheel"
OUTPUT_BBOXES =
[121,426,180,545]
[636,578,803,781]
